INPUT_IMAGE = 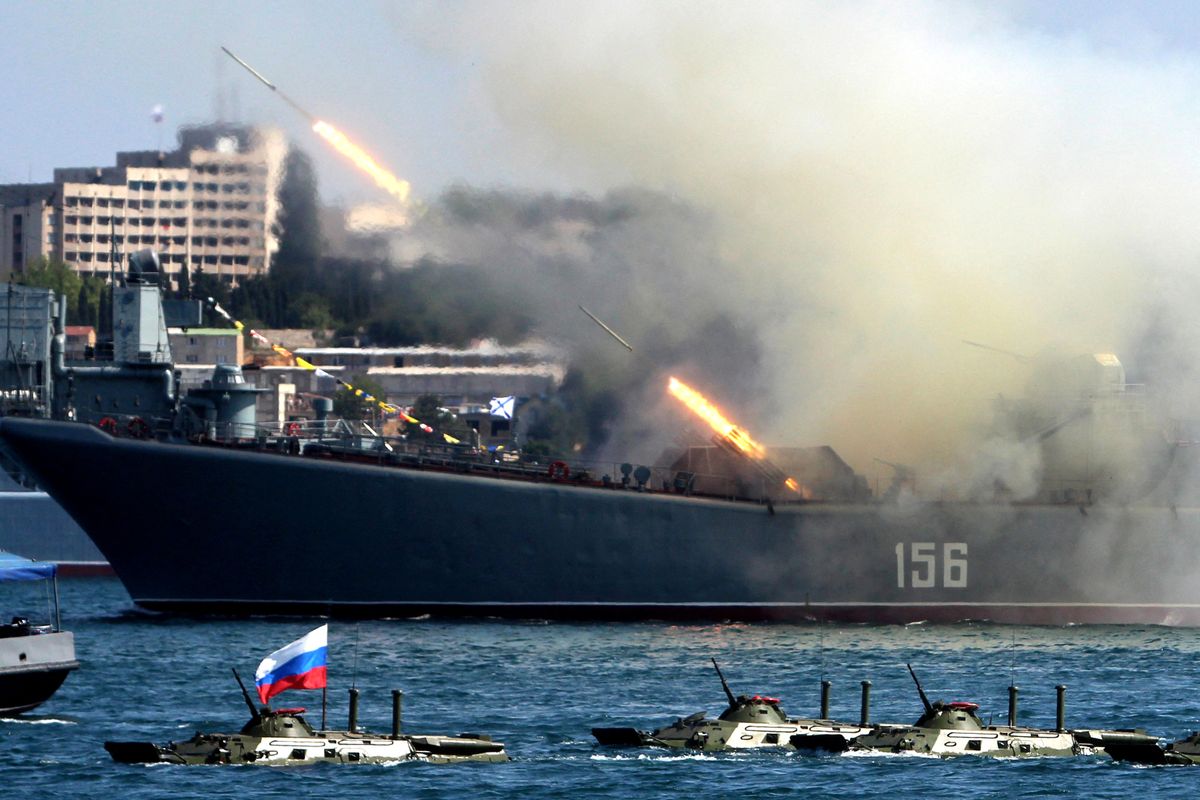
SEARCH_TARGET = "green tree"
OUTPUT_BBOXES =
[272,147,322,285]
[80,276,105,329]
[177,261,191,299]
[16,257,83,321]
[408,394,472,443]
[332,375,387,422]
[191,265,230,313]
[292,292,333,330]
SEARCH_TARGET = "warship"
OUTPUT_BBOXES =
[105,669,507,765]
[592,659,868,751]
[4,254,1200,624]
[0,552,78,714]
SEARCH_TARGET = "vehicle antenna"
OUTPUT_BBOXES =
[819,627,825,684]
[906,663,934,716]
[712,658,737,709]
[351,624,361,690]
[1010,628,1016,689]
[232,668,261,720]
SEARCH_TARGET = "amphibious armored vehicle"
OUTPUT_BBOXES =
[842,664,1145,758]
[104,670,507,765]
[592,659,868,752]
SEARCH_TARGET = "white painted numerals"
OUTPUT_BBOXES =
[895,542,968,589]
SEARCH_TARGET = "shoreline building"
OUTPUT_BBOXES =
[0,124,286,287]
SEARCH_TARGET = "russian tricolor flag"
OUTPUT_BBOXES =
[254,624,328,704]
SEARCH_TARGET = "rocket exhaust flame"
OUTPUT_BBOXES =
[312,121,411,205]
[667,376,766,459]
[667,377,809,497]
[222,46,411,205]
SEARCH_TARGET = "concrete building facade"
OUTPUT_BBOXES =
[167,328,244,366]
[0,124,286,287]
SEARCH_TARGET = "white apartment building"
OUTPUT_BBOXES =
[0,124,286,287]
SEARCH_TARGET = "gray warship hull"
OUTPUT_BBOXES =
[3,417,1200,624]
[0,490,109,575]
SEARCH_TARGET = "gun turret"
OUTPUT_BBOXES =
[232,668,262,720]
[907,663,934,716]
[712,658,737,709]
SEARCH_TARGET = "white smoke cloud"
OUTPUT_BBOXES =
[392,1,1200,487]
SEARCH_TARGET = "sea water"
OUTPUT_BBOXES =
[5,578,1200,799]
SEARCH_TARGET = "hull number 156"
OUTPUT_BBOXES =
[895,542,968,589]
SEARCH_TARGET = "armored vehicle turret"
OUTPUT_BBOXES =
[592,659,867,752]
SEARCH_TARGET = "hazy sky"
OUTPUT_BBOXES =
[3,1,1199,205]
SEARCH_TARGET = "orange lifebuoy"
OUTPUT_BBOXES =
[284,421,302,437]
[548,460,570,480]
[97,417,118,435]
[126,417,152,439]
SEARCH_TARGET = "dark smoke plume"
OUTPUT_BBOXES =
[388,185,772,461]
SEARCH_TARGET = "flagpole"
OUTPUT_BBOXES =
[322,686,327,731]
